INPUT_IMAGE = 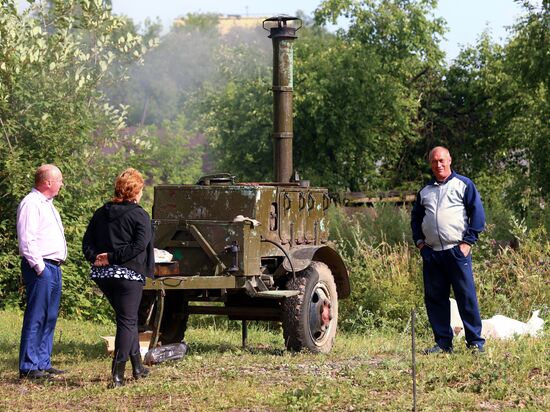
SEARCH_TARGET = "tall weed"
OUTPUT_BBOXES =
[329,205,550,334]
[475,219,550,319]
[329,206,426,333]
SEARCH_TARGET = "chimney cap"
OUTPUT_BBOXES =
[262,15,302,33]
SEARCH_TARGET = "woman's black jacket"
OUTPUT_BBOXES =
[82,201,154,278]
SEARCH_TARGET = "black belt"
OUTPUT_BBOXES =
[44,259,63,266]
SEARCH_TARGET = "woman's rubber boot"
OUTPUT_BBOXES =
[130,352,150,380]
[110,360,126,388]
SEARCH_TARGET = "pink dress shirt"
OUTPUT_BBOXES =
[17,188,67,274]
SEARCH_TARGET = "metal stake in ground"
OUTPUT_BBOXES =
[411,308,417,412]
[242,320,248,348]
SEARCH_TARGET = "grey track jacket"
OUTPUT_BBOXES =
[411,171,486,251]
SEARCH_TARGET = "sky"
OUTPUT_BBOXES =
[110,0,527,62]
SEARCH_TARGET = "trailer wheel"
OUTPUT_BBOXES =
[151,292,188,344]
[140,291,189,345]
[282,261,338,353]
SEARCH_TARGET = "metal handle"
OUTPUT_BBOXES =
[307,193,315,210]
[299,192,306,210]
[284,193,291,210]
[323,193,330,210]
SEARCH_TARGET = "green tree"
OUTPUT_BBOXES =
[505,0,549,203]
[142,114,205,186]
[308,0,446,190]
[0,0,148,319]
[183,20,273,181]
[189,78,272,182]
[193,1,446,190]
[430,35,510,175]
[428,1,549,230]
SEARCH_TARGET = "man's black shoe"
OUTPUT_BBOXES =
[19,370,49,380]
[422,344,453,355]
[467,344,485,354]
[42,367,66,375]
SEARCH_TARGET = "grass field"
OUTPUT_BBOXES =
[0,310,548,411]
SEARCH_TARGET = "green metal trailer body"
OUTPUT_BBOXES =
[139,16,350,354]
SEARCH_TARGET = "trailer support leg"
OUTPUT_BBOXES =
[150,289,165,349]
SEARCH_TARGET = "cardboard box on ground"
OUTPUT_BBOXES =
[102,331,152,359]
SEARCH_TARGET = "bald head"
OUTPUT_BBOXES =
[35,164,61,185]
[428,146,450,162]
[429,146,452,181]
[35,164,63,198]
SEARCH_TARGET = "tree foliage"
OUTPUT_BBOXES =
[505,0,549,203]
[301,0,446,190]
[0,0,148,319]
[0,1,205,319]
[429,0,549,228]
[141,115,205,187]
[189,0,547,230]
[192,78,272,182]
[191,1,446,191]
[1,1,547,320]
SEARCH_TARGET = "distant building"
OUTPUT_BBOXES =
[218,15,266,35]
[174,14,266,36]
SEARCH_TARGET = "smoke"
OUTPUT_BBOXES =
[107,14,272,126]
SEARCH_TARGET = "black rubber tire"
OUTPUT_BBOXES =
[159,292,189,344]
[282,261,339,353]
[139,290,189,344]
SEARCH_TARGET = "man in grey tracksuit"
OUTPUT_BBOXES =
[411,146,486,354]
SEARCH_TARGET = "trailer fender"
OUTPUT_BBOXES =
[282,246,350,299]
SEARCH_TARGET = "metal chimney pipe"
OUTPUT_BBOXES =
[263,16,302,183]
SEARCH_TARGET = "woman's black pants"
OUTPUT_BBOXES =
[94,278,143,362]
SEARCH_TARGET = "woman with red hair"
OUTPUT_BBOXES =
[83,168,154,387]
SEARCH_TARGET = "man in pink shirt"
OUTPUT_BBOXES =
[17,164,67,380]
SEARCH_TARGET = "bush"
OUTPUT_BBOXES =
[329,205,550,334]
[329,206,425,334]
[475,219,550,319]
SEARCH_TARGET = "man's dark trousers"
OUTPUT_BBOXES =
[421,245,485,350]
[19,259,62,373]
